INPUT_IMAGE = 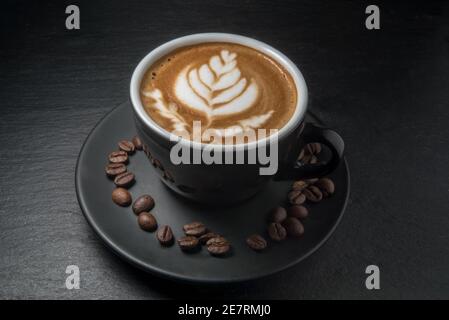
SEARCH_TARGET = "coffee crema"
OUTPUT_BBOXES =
[140,42,297,143]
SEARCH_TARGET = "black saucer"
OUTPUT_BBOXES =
[75,102,350,283]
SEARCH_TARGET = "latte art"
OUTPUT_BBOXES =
[140,43,297,142]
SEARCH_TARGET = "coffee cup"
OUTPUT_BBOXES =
[130,33,344,204]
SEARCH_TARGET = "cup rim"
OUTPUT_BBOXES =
[130,33,308,151]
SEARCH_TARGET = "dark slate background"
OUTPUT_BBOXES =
[1,0,448,299]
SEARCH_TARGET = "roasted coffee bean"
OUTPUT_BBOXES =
[287,205,309,220]
[163,170,175,183]
[246,234,267,251]
[206,237,230,256]
[302,153,318,164]
[151,158,164,170]
[268,206,287,223]
[305,142,322,155]
[113,171,135,188]
[132,194,155,214]
[292,180,308,191]
[178,236,199,251]
[132,135,143,150]
[288,190,306,205]
[109,150,128,164]
[267,222,287,242]
[283,217,304,237]
[303,185,323,202]
[315,178,335,197]
[111,188,132,207]
[118,140,135,154]
[105,163,126,177]
[198,232,220,245]
[183,222,206,237]
[297,148,305,161]
[137,212,157,231]
[157,225,174,246]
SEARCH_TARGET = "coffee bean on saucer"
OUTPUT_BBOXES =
[118,140,135,154]
[132,194,155,214]
[287,205,309,220]
[305,142,322,155]
[315,178,335,197]
[178,236,199,251]
[109,150,128,164]
[114,171,135,188]
[268,206,287,223]
[283,217,304,237]
[137,212,157,231]
[198,232,220,245]
[105,163,126,177]
[111,188,132,207]
[206,237,230,256]
[288,190,306,205]
[183,222,206,237]
[157,225,174,246]
[246,234,267,251]
[267,222,287,242]
[132,135,143,150]
[303,185,323,202]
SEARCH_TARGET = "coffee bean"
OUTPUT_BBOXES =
[288,190,306,205]
[297,148,305,161]
[118,140,135,154]
[292,180,308,191]
[163,170,175,183]
[305,142,322,155]
[157,225,174,246]
[111,188,132,207]
[303,185,323,202]
[206,237,230,256]
[315,178,335,197]
[152,158,164,170]
[287,205,309,219]
[109,150,128,164]
[198,232,220,245]
[105,163,126,177]
[267,222,287,242]
[183,222,206,237]
[306,178,319,184]
[132,194,155,214]
[283,217,304,237]
[113,171,135,188]
[302,153,318,164]
[132,135,143,150]
[178,236,199,251]
[137,212,157,231]
[246,234,267,251]
[268,206,287,223]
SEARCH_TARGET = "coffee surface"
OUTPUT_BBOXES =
[140,42,297,143]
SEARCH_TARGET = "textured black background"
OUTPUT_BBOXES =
[1,0,448,299]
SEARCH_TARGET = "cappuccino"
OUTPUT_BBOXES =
[140,42,297,143]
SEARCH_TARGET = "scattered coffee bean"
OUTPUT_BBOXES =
[132,194,155,214]
[292,180,309,191]
[302,154,318,164]
[151,158,164,170]
[113,171,135,188]
[305,142,322,155]
[315,178,335,197]
[137,212,157,231]
[199,232,220,245]
[206,237,230,256]
[118,140,135,154]
[105,163,126,177]
[287,205,309,220]
[183,222,206,237]
[246,234,267,251]
[267,222,287,242]
[109,150,128,164]
[157,225,174,246]
[111,188,132,207]
[268,206,287,223]
[178,236,199,251]
[132,135,143,150]
[288,190,306,205]
[303,185,323,202]
[283,217,304,237]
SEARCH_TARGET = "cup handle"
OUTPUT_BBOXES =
[275,123,345,180]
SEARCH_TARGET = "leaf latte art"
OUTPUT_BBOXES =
[140,43,297,143]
